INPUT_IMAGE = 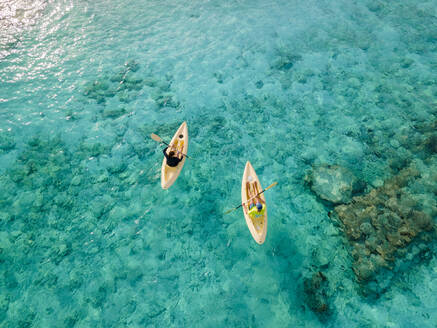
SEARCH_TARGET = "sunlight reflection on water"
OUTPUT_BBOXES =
[0,0,48,61]
[0,0,47,35]
[1,0,77,81]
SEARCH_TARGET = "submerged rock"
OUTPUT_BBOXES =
[306,164,362,204]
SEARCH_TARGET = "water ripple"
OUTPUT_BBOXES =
[0,0,47,51]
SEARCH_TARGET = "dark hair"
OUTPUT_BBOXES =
[179,134,183,139]
[169,151,175,156]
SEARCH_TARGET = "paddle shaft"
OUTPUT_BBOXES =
[227,182,277,213]
[238,188,267,210]
[151,133,190,159]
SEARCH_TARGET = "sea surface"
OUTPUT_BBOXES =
[0,0,436,327]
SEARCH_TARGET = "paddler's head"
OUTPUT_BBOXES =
[256,202,262,211]
[169,151,175,157]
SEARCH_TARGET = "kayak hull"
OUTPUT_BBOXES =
[241,161,267,244]
[161,122,188,189]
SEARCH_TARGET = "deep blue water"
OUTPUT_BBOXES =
[0,0,436,327]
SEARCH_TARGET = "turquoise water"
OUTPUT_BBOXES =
[1,0,436,326]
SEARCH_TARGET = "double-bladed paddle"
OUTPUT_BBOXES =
[150,133,191,159]
[224,181,278,215]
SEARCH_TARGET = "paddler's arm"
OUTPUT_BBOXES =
[252,182,266,204]
[162,147,169,159]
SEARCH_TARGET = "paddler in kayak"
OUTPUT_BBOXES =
[246,180,266,219]
[249,201,265,220]
[162,146,183,167]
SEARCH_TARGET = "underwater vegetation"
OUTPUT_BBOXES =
[83,59,180,109]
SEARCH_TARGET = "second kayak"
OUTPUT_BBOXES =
[241,161,267,244]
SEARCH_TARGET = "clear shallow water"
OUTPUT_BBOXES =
[0,0,436,326]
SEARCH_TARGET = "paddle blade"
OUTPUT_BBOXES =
[224,208,236,215]
[265,181,278,191]
[150,133,162,142]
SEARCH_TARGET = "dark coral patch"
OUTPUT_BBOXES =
[331,165,436,295]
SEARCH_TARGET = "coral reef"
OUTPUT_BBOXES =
[0,132,15,153]
[102,107,127,119]
[409,120,437,160]
[83,60,143,104]
[82,60,179,109]
[0,132,157,325]
[331,164,436,295]
[271,47,302,72]
[153,93,179,109]
[303,271,331,316]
